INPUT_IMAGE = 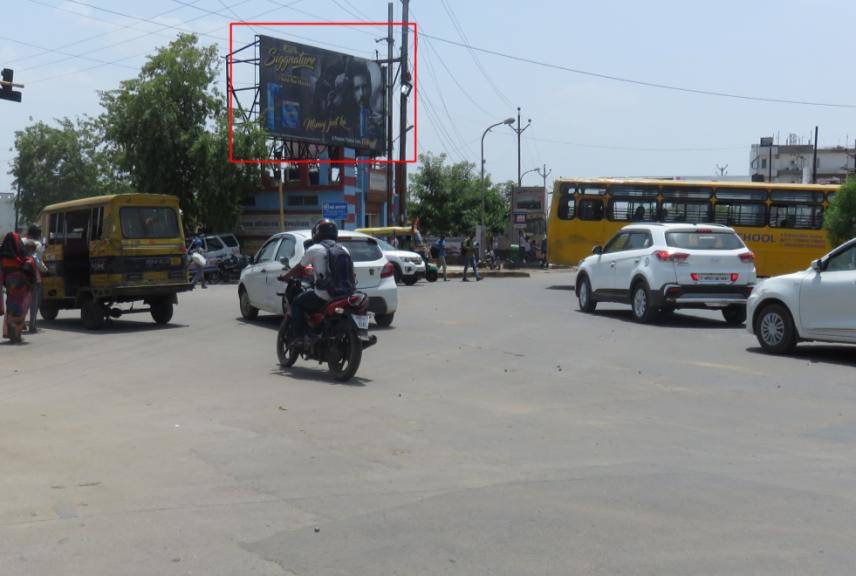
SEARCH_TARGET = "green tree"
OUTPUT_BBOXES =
[100,33,221,225]
[824,178,856,246]
[10,118,106,222]
[410,152,508,236]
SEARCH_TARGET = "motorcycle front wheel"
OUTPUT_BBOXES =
[276,318,299,367]
[328,324,362,382]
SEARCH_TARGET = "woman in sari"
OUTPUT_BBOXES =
[1,232,36,344]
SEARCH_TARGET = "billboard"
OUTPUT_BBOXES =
[258,35,386,155]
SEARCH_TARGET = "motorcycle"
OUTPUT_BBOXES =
[275,272,377,382]
[212,254,248,284]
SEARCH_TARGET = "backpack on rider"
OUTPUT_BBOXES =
[316,240,356,298]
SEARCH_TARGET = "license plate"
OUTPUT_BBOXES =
[697,273,728,282]
[352,314,369,330]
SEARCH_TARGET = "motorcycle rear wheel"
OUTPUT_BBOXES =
[328,325,362,382]
[276,318,299,367]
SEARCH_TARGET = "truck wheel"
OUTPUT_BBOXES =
[150,298,174,325]
[81,298,106,330]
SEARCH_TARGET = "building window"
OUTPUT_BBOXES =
[286,195,318,207]
[761,158,768,169]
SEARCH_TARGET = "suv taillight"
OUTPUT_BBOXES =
[654,250,689,262]
[738,251,755,262]
[380,262,395,278]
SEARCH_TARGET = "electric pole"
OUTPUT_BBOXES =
[385,2,394,226]
[514,107,532,188]
[811,126,819,183]
[396,0,411,224]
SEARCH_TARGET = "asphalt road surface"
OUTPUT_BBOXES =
[3,271,856,575]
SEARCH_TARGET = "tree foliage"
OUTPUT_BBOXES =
[99,33,222,225]
[824,178,856,247]
[409,152,509,236]
[10,117,129,223]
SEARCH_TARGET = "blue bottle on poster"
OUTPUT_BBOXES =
[265,84,282,131]
[281,100,300,130]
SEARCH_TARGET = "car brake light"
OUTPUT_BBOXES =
[690,273,699,281]
[731,273,739,282]
[739,251,755,262]
[655,250,689,262]
[380,262,395,278]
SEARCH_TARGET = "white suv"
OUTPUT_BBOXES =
[575,223,757,324]
[747,237,856,354]
[238,230,399,327]
[373,238,426,285]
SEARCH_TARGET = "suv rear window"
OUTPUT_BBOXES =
[666,231,744,250]
[120,207,179,239]
[338,238,383,262]
[220,234,239,247]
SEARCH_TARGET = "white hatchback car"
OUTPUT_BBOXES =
[747,237,856,354]
[373,238,426,285]
[576,223,757,323]
[238,230,398,327]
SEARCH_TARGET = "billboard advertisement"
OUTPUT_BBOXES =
[258,35,386,155]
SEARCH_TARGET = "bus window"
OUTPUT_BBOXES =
[661,201,712,223]
[660,187,712,200]
[608,199,658,222]
[608,184,659,198]
[713,202,766,227]
[578,185,607,196]
[769,205,823,229]
[771,190,824,203]
[828,192,836,202]
[578,198,603,220]
[557,188,575,220]
[714,188,768,201]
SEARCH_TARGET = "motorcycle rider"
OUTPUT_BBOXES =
[277,219,346,347]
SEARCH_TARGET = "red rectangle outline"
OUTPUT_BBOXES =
[228,21,417,165]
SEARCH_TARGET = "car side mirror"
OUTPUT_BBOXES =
[810,258,822,272]
[592,245,603,255]
[279,257,290,267]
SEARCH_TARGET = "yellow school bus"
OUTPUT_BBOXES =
[547,178,837,277]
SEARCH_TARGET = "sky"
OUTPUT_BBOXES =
[3,0,856,194]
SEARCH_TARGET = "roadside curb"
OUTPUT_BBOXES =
[443,270,530,279]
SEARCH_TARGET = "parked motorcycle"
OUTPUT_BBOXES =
[213,254,248,283]
[276,274,377,382]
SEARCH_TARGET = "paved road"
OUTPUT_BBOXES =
[2,272,855,575]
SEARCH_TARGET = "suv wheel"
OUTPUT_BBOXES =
[631,281,658,324]
[577,275,596,313]
[755,303,797,354]
[374,312,394,328]
[722,305,747,326]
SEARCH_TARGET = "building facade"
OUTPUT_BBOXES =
[750,139,855,184]
[237,149,392,253]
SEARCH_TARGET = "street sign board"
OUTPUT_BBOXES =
[322,201,348,221]
[760,137,774,147]
[512,211,527,228]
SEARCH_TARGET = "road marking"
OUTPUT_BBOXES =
[677,360,767,377]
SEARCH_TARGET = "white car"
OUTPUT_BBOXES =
[238,230,398,327]
[373,238,426,285]
[575,223,757,324]
[747,237,856,354]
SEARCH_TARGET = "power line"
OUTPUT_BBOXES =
[437,0,513,108]
[329,0,368,22]
[0,35,139,72]
[421,32,856,109]
[7,0,206,67]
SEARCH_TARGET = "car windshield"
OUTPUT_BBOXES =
[375,238,396,251]
[338,238,383,262]
[665,231,744,250]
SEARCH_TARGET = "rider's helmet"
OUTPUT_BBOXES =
[312,218,338,243]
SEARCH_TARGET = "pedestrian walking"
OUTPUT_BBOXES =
[24,225,48,333]
[540,236,548,269]
[1,231,37,344]
[461,233,481,282]
[188,229,207,289]
[433,235,448,281]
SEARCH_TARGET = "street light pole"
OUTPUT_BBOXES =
[480,117,515,258]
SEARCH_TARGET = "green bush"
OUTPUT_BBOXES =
[824,179,856,247]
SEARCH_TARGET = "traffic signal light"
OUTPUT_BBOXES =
[1,68,22,102]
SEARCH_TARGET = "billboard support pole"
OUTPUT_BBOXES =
[396,0,410,225]
[386,1,394,227]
